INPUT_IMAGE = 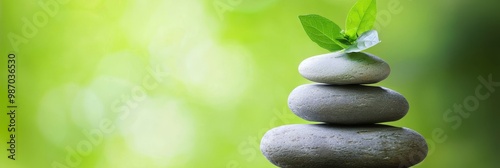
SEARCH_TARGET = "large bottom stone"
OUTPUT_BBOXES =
[260,124,428,168]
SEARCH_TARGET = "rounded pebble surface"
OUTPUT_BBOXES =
[288,84,409,124]
[298,52,390,85]
[260,124,428,168]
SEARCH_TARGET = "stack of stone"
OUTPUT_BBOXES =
[261,52,428,168]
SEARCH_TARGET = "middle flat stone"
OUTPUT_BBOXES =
[288,84,409,124]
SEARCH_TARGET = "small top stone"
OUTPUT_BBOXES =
[299,52,390,85]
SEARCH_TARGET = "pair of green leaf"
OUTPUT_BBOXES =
[299,0,379,53]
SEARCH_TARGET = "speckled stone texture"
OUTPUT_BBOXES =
[299,52,390,85]
[261,124,428,168]
[260,51,427,167]
[288,84,409,124]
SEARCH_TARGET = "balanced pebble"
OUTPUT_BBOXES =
[288,84,409,124]
[261,124,428,168]
[298,52,390,84]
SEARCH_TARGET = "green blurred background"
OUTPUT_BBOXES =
[1,0,499,167]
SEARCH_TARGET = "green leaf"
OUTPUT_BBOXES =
[299,14,348,52]
[345,0,377,40]
[345,30,380,53]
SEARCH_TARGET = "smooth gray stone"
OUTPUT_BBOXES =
[260,124,428,168]
[299,52,390,85]
[288,84,409,124]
